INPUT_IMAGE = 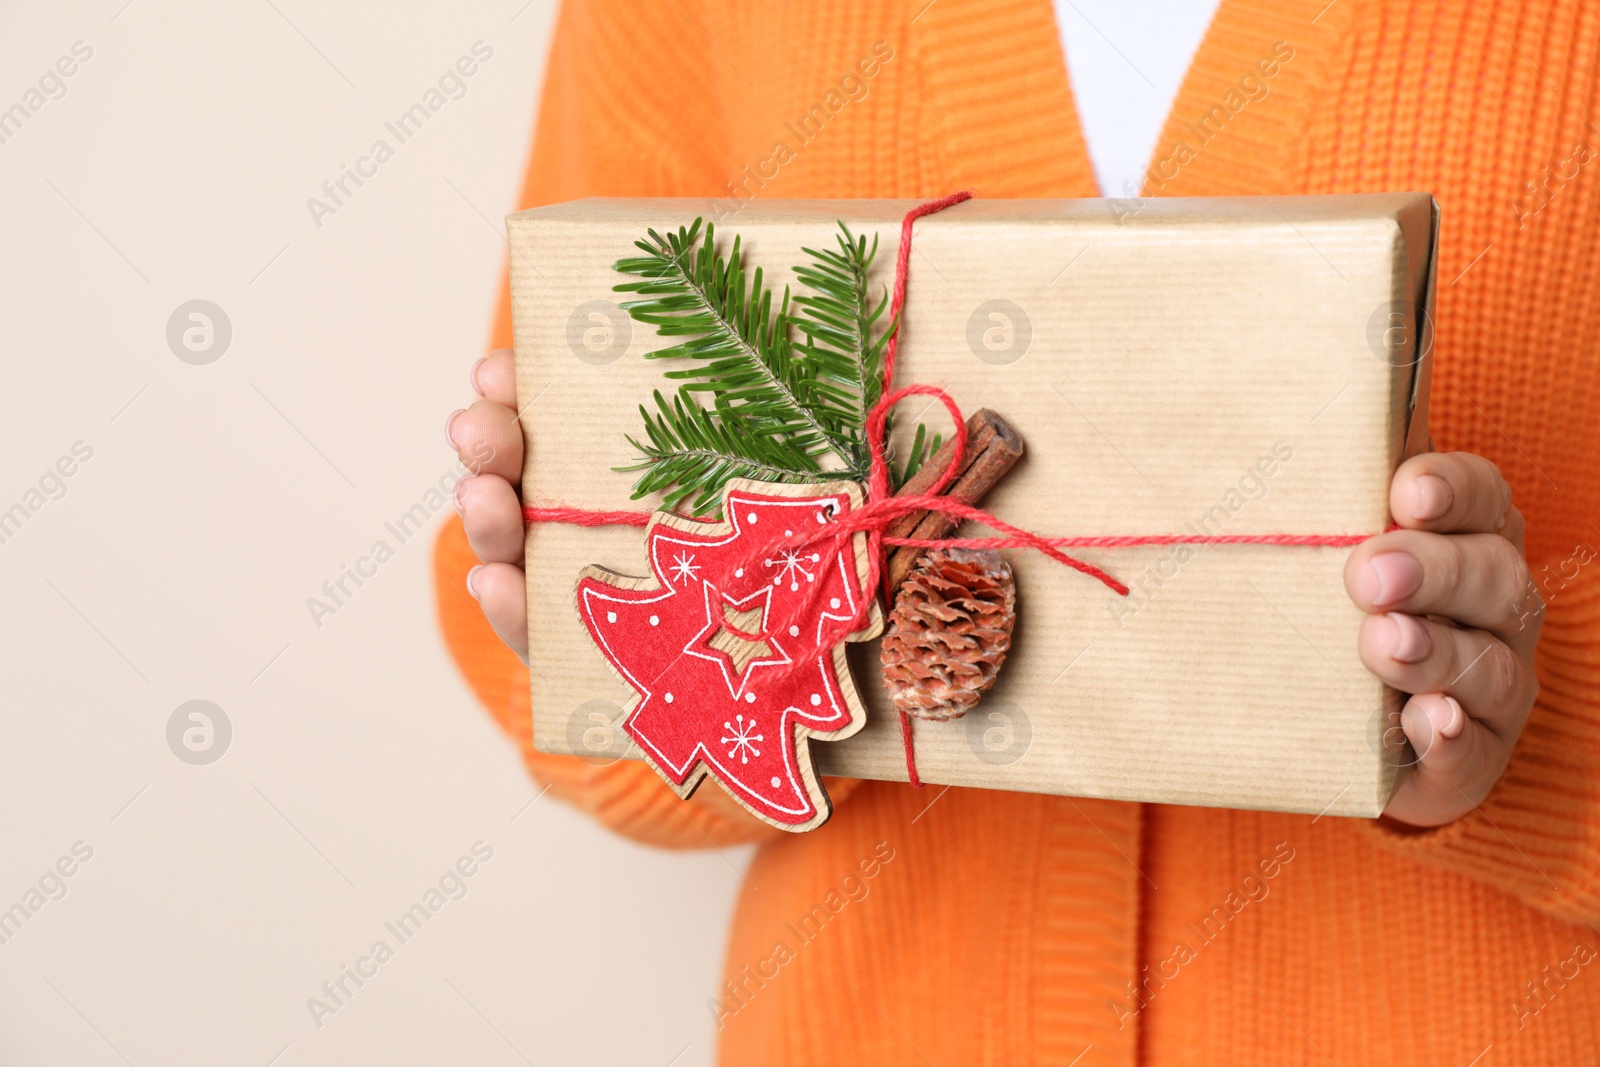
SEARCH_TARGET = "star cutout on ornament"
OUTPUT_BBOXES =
[682,580,790,700]
[574,479,883,832]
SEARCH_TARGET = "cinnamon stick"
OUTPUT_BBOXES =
[885,408,1024,593]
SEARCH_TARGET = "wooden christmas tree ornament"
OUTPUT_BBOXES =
[574,479,883,832]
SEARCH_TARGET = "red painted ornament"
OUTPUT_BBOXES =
[575,480,883,832]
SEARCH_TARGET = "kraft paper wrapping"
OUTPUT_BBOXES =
[508,194,1437,818]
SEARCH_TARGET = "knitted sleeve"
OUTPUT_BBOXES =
[432,0,855,849]
[1368,577,1600,925]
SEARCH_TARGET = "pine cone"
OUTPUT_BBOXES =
[880,548,1016,722]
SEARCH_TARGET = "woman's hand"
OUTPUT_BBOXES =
[1346,451,1543,827]
[447,349,530,661]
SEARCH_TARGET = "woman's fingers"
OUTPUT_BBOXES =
[1389,451,1513,535]
[470,348,518,408]
[458,473,526,566]
[466,561,529,661]
[452,349,530,663]
[1344,529,1534,643]
[1382,693,1508,827]
[1365,451,1538,827]
[448,398,524,485]
[1357,613,1535,740]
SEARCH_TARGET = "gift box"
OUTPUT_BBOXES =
[507,193,1437,822]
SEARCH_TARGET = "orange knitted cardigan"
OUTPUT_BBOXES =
[433,1,1600,1062]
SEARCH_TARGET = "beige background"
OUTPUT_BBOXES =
[0,2,741,1064]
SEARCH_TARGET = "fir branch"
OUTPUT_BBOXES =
[613,222,854,464]
[617,390,851,516]
[791,224,892,478]
[611,218,942,514]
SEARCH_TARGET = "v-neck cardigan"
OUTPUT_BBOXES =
[434,1,1600,1062]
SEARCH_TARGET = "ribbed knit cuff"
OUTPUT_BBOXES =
[1366,572,1600,926]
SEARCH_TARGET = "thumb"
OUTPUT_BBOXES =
[1382,693,1505,827]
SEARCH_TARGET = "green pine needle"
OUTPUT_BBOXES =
[891,421,945,488]
[612,219,941,515]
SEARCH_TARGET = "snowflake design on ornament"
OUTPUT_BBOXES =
[721,714,763,763]
[765,545,822,592]
[669,551,701,585]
